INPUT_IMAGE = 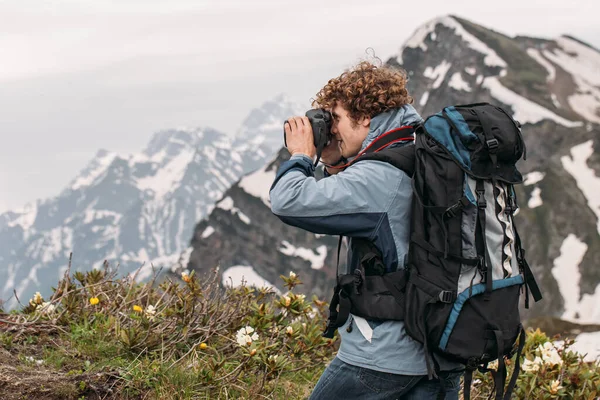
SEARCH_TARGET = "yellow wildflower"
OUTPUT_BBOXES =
[182,270,192,283]
[133,305,143,313]
[89,297,100,305]
[199,343,208,350]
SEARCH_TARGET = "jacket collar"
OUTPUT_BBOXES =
[360,104,422,152]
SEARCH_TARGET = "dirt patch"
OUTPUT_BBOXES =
[0,348,126,400]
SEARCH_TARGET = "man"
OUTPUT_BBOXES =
[269,61,462,399]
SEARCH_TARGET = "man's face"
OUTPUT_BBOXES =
[330,103,370,158]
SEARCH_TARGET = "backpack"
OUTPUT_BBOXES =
[322,103,542,400]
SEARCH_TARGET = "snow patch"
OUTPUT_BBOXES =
[216,196,251,224]
[279,241,327,270]
[238,164,276,207]
[201,226,215,238]
[524,171,545,186]
[526,48,556,82]
[424,61,452,89]
[222,265,279,292]
[548,37,600,86]
[482,77,582,127]
[203,146,216,162]
[551,234,598,323]
[26,227,74,264]
[464,67,476,76]
[402,18,437,52]
[70,152,117,190]
[400,17,506,67]
[449,72,472,92]
[230,151,242,164]
[567,78,600,124]
[561,140,600,234]
[419,91,430,107]
[528,187,542,208]
[571,331,600,362]
[543,37,600,123]
[552,234,586,320]
[7,202,37,231]
[551,94,561,108]
[137,147,195,197]
[83,209,122,224]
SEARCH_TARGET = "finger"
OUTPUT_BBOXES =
[293,116,305,127]
[287,117,297,130]
[301,116,310,127]
[284,121,291,134]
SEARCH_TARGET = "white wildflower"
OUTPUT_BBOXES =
[289,271,296,279]
[522,357,542,372]
[25,356,44,366]
[39,302,55,315]
[537,342,562,367]
[286,326,294,335]
[29,292,43,306]
[145,305,157,321]
[549,379,563,394]
[268,355,278,363]
[236,326,259,347]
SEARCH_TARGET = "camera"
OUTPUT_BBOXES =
[283,109,333,166]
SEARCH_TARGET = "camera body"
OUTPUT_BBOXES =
[283,109,333,166]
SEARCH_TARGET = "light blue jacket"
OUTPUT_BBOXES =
[270,105,451,375]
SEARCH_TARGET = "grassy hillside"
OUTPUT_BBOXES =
[1,265,599,399]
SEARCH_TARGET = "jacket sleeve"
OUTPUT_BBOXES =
[269,154,405,238]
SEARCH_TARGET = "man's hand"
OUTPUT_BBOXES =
[320,138,343,165]
[284,116,316,158]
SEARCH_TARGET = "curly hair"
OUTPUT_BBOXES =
[312,61,413,123]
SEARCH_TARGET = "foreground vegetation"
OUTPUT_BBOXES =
[0,263,599,399]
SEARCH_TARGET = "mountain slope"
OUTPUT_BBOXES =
[185,15,600,324]
[0,95,304,309]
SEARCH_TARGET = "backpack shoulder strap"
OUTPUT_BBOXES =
[349,125,416,177]
[356,144,415,177]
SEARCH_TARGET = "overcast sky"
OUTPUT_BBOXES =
[0,0,598,212]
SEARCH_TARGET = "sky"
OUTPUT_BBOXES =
[0,0,599,212]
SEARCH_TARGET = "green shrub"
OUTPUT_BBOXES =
[468,328,600,399]
[0,266,337,399]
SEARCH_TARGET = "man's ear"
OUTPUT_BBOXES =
[360,116,371,128]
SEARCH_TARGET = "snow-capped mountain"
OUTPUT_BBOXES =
[0,94,305,309]
[185,15,600,326]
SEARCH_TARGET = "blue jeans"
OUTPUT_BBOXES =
[309,357,462,400]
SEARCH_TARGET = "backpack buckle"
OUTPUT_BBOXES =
[444,203,462,219]
[486,138,499,153]
[438,290,455,303]
[476,190,487,209]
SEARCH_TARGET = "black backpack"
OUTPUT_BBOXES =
[322,103,542,400]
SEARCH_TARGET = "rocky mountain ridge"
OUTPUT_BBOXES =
[0,95,304,309]
[185,15,600,325]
